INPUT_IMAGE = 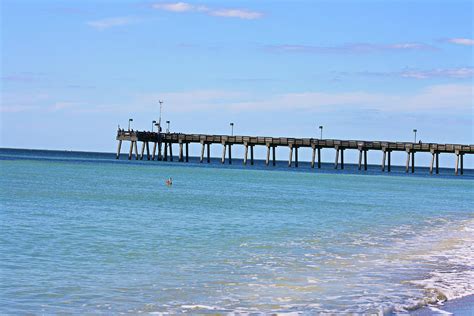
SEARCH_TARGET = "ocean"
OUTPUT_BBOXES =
[1,148,473,314]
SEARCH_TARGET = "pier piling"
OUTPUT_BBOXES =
[200,141,205,163]
[116,140,122,159]
[272,146,276,166]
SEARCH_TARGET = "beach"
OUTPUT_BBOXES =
[1,149,473,314]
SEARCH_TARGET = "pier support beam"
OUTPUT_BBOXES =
[436,152,439,174]
[146,142,150,160]
[295,146,299,167]
[116,140,122,159]
[200,141,205,163]
[405,151,410,173]
[461,153,464,175]
[311,146,316,168]
[250,145,254,165]
[341,148,344,169]
[358,149,363,170]
[455,152,459,175]
[207,143,211,163]
[288,145,293,167]
[272,146,276,166]
[185,143,189,162]
[152,142,157,160]
[318,147,321,168]
[169,143,173,161]
[334,146,339,169]
[221,143,226,164]
[243,143,248,165]
[179,141,183,162]
[364,150,367,171]
[411,151,415,173]
[430,151,435,175]
[266,144,270,166]
[158,142,162,161]
[140,142,145,160]
[388,150,391,172]
[228,144,232,164]
[128,141,133,160]
[163,142,168,161]
[381,149,387,172]
[133,141,138,160]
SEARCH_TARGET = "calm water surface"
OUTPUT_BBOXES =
[1,149,473,314]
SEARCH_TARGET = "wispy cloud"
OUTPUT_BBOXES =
[444,38,474,46]
[151,2,263,20]
[132,84,472,114]
[266,42,436,54]
[86,17,138,30]
[359,67,474,79]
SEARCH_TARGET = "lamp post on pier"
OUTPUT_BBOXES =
[158,100,164,132]
[128,118,133,131]
[319,125,323,139]
[230,122,234,136]
[413,129,418,143]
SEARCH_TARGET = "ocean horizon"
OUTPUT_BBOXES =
[1,148,473,314]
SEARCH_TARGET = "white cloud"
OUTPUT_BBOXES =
[151,2,263,20]
[361,67,474,79]
[446,38,474,46]
[210,9,263,20]
[86,17,137,30]
[152,2,195,12]
[134,84,473,114]
[266,42,436,54]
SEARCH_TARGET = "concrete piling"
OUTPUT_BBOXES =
[228,144,232,164]
[295,146,299,167]
[179,141,183,162]
[200,141,205,163]
[221,143,226,164]
[334,146,339,169]
[207,143,211,163]
[163,142,168,161]
[266,144,270,166]
[272,146,276,166]
[116,140,122,159]
[243,143,248,165]
[250,145,254,165]
[152,142,157,160]
[185,142,189,162]
[288,145,293,167]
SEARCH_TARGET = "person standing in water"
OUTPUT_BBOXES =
[166,177,172,186]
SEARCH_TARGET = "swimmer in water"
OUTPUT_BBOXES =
[166,177,173,186]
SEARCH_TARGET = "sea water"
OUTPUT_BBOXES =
[1,149,473,314]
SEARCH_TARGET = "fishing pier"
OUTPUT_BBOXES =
[116,129,473,175]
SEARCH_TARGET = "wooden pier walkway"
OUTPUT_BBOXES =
[116,130,473,175]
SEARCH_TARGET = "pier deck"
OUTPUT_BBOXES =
[116,130,473,175]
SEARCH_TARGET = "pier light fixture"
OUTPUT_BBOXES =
[152,120,156,132]
[128,118,133,131]
[159,100,163,126]
[413,129,417,143]
[166,120,170,133]
[319,125,323,139]
[230,122,234,136]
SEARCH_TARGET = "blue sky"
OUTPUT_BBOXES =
[1,0,473,166]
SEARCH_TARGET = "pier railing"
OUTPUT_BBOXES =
[116,129,473,175]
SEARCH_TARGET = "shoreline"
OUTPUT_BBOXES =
[412,294,474,315]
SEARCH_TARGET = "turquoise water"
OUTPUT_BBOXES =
[1,149,473,314]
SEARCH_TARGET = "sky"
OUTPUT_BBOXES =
[1,0,473,167]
